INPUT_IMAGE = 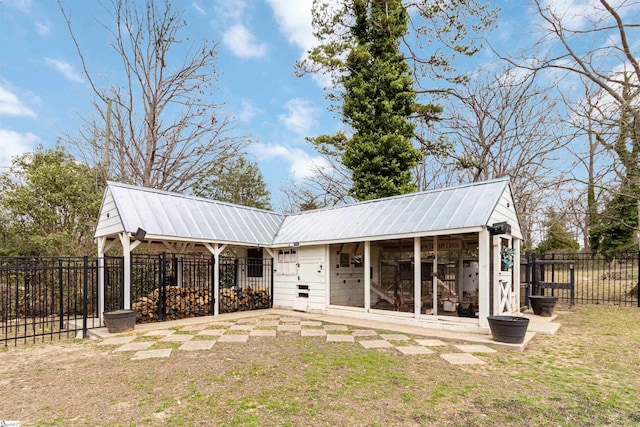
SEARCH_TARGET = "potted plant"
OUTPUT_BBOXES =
[103,309,137,333]
[501,247,516,270]
[487,315,529,344]
[528,295,558,317]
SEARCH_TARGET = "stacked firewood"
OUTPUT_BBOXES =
[132,285,271,320]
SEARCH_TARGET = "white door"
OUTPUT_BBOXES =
[492,235,515,315]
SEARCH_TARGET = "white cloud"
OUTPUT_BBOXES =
[5,0,31,13]
[191,2,206,15]
[279,98,318,136]
[35,21,52,36]
[44,58,84,83]
[0,84,36,117]
[253,143,329,180]
[0,129,39,168]
[235,99,261,122]
[222,24,268,59]
[265,0,315,53]
[213,0,248,23]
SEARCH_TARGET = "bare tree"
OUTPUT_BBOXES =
[60,0,247,192]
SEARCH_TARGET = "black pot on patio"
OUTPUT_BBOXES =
[103,309,137,333]
[487,315,529,344]
[528,295,558,317]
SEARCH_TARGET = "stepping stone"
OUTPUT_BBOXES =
[159,334,193,342]
[454,344,497,354]
[250,329,277,337]
[415,339,447,347]
[218,334,249,343]
[114,342,154,352]
[359,340,393,349]
[280,316,301,323]
[379,334,410,341]
[324,324,349,331]
[396,346,435,355]
[440,353,485,365]
[301,329,327,337]
[143,329,175,337]
[237,318,258,324]
[208,321,235,327]
[260,314,280,320]
[131,348,172,360]
[301,320,322,327]
[229,324,254,331]
[257,320,280,327]
[180,325,207,332]
[277,324,301,332]
[352,329,377,337]
[98,336,137,346]
[179,340,215,351]
[197,329,226,336]
[327,334,354,343]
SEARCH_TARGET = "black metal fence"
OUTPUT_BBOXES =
[0,256,123,346]
[219,257,273,314]
[522,252,640,307]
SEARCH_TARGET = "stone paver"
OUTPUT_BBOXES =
[131,348,172,360]
[197,329,226,336]
[98,336,137,346]
[454,344,497,354]
[301,328,327,337]
[180,325,208,332]
[440,353,485,365]
[379,333,410,341]
[250,329,277,337]
[324,324,349,331]
[143,329,175,337]
[280,316,301,323]
[415,339,447,347]
[257,320,280,327]
[396,346,435,355]
[179,340,215,351]
[359,340,393,349]
[114,342,154,352]
[236,318,258,324]
[327,334,355,343]
[159,334,193,342]
[229,324,254,331]
[208,321,236,327]
[217,334,249,343]
[300,320,322,327]
[277,324,302,332]
[352,329,378,337]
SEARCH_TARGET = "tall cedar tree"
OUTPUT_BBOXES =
[316,0,430,201]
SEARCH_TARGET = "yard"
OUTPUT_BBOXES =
[1,306,639,426]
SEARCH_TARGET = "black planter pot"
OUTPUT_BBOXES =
[528,295,558,317]
[487,315,529,344]
[103,309,137,333]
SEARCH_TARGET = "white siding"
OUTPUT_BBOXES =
[488,187,523,240]
[329,243,365,307]
[272,245,327,312]
[95,189,124,237]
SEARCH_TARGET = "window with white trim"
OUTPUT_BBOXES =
[277,249,298,275]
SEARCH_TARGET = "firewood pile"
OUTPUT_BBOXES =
[132,285,271,320]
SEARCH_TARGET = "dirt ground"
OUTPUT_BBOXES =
[1,307,639,426]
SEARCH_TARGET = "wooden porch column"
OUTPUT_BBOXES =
[478,228,491,327]
[513,238,521,312]
[364,241,371,312]
[414,237,421,318]
[205,243,227,316]
[97,236,106,322]
[118,232,141,310]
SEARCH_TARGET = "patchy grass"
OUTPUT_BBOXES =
[1,306,639,426]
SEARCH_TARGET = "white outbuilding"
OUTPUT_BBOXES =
[95,177,523,333]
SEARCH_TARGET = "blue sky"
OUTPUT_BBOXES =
[1,0,626,210]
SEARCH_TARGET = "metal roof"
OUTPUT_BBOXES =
[97,178,515,246]
[272,178,511,245]
[102,182,284,246]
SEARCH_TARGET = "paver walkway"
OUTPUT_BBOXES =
[98,314,494,365]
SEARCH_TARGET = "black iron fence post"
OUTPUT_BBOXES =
[531,253,538,296]
[83,256,88,338]
[570,263,575,308]
[58,258,64,331]
[159,252,166,321]
[270,258,274,308]
[637,251,640,308]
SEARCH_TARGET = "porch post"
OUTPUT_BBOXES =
[119,232,132,310]
[513,238,521,312]
[414,237,421,318]
[364,241,371,312]
[97,236,106,322]
[432,236,438,316]
[213,249,220,316]
[478,228,491,328]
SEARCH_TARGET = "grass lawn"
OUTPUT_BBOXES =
[1,306,639,426]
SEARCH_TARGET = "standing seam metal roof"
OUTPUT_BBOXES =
[99,178,512,246]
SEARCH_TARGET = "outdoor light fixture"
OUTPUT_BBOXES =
[133,227,147,241]
[489,222,511,235]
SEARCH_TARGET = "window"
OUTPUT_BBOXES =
[247,248,263,277]
[277,249,297,275]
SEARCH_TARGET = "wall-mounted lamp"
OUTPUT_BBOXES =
[133,227,147,241]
